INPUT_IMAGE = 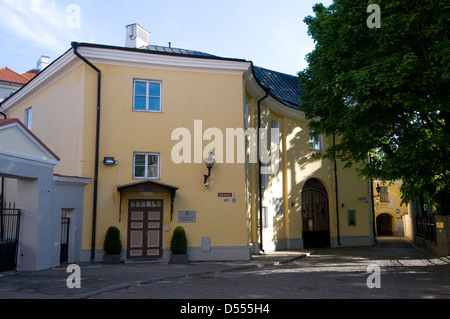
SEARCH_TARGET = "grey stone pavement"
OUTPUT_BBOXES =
[1,236,449,300]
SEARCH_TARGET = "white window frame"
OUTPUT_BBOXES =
[262,206,268,228]
[271,120,280,145]
[25,107,32,130]
[309,130,323,151]
[132,79,162,112]
[261,164,268,189]
[133,152,161,180]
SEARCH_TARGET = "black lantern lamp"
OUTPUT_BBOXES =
[203,150,215,188]
[376,184,381,196]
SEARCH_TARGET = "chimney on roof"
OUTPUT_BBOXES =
[126,23,150,49]
[37,55,50,72]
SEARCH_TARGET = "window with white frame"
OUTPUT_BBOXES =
[133,80,162,112]
[309,130,322,151]
[25,107,32,130]
[273,198,283,218]
[261,164,268,188]
[262,206,268,228]
[133,152,160,179]
[271,120,280,145]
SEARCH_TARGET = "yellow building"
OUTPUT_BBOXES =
[372,180,414,239]
[0,24,375,264]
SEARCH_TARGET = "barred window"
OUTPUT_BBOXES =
[379,186,389,202]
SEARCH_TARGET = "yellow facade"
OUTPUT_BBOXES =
[373,180,413,239]
[1,42,375,263]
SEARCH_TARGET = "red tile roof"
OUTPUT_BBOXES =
[0,67,32,84]
[20,69,38,81]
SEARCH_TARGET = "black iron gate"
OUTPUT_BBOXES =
[0,203,21,272]
[60,212,70,263]
[301,178,330,248]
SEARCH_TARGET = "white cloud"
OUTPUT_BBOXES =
[0,0,75,54]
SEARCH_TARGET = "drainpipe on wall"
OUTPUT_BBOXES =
[368,156,377,242]
[71,42,102,262]
[0,112,5,206]
[257,88,270,253]
[332,133,341,246]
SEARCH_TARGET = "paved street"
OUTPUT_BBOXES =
[1,237,449,301]
[93,237,450,299]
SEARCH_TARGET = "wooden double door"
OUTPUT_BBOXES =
[127,199,163,259]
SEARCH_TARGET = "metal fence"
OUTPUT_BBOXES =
[416,216,437,243]
[0,203,21,272]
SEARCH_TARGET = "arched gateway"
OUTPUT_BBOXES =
[376,213,394,236]
[301,178,330,248]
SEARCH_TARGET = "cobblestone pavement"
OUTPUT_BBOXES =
[1,237,449,301]
[92,237,450,299]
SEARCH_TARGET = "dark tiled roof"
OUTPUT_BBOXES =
[144,45,219,58]
[253,66,302,110]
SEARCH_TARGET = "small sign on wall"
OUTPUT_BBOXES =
[178,210,196,223]
[218,193,236,197]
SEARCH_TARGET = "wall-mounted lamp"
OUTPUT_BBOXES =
[203,150,215,189]
[376,184,381,195]
[103,157,118,166]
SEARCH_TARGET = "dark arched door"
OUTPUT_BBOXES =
[301,178,330,248]
[376,213,393,236]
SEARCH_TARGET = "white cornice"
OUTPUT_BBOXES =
[264,96,307,122]
[0,151,58,169]
[53,175,91,185]
[0,46,253,114]
[0,50,81,113]
[77,46,252,75]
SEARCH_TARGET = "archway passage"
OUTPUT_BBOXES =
[301,178,330,248]
[376,213,393,236]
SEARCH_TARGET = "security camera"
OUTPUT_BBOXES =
[205,182,209,189]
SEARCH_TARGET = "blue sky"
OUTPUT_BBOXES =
[0,0,332,76]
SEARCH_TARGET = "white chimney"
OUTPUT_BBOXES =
[126,23,150,49]
[37,55,50,72]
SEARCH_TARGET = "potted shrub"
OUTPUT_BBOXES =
[170,226,188,263]
[103,226,122,264]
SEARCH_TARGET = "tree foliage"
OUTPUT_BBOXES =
[299,0,450,213]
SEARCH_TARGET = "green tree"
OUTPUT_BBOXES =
[298,0,450,214]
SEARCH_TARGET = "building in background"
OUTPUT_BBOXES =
[373,180,414,239]
[0,56,50,102]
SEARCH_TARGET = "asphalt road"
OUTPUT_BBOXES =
[92,237,450,299]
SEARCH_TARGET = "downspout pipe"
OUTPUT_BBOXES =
[71,42,101,262]
[0,112,5,206]
[332,133,341,246]
[257,88,270,253]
